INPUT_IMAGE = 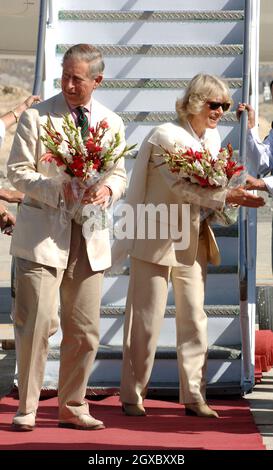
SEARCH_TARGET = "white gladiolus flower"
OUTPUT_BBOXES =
[217,150,228,160]
[208,175,227,186]
[193,160,204,174]
[214,160,225,172]
[59,141,73,162]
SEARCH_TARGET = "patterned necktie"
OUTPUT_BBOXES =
[76,106,89,141]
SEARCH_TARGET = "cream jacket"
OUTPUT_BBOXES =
[8,93,127,270]
[112,121,227,268]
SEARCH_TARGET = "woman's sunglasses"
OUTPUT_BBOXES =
[207,101,231,112]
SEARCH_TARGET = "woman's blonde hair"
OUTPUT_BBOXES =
[176,73,233,123]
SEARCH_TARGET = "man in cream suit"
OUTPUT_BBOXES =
[8,44,126,431]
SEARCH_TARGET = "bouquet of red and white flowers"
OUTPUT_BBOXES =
[160,142,244,188]
[157,141,245,225]
[40,114,135,224]
[41,113,133,180]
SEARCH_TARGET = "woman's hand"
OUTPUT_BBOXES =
[226,186,265,207]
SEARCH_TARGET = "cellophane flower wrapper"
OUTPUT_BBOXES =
[72,163,118,228]
[203,169,248,226]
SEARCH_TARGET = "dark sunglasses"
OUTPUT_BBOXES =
[207,101,231,112]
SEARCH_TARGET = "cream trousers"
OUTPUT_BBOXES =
[120,236,208,405]
[14,222,104,419]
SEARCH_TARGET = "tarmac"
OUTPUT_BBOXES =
[0,201,273,450]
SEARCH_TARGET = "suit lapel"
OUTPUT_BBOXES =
[90,99,108,127]
[50,93,71,135]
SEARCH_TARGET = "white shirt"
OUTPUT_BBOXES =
[246,127,273,194]
[0,119,5,148]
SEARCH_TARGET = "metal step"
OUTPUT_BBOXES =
[54,77,243,90]
[213,224,238,237]
[82,344,242,360]
[59,11,244,22]
[53,79,242,111]
[55,44,243,81]
[46,305,241,350]
[57,1,245,13]
[122,121,241,149]
[56,11,244,46]
[101,270,240,306]
[85,382,244,397]
[0,283,12,315]
[116,110,237,123]
[57,44,243,56]
[99,305,240,316]
[42,344,242,391]
[47,344,241,360]
[107,265,238,276]
[48,46,243,101]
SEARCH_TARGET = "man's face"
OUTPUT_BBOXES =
[61,58,103,107]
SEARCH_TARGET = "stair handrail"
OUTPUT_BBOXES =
[32,0,48,95]
[238,0,256,390]
[47,0,53,27]
[239,2,251,293]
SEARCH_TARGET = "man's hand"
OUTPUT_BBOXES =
[244,175,268,191]
[226,186,265,207]
[82,185,112,209]
[0,188,24,203]
[236,103,255,129]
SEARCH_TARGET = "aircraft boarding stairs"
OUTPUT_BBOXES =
[38,0,259,395]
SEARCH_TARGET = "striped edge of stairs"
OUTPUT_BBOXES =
[99,305,240,316]
[107,264,238,277]
[56,44,243,56]
[84,381,243,395]
[114,111,237,123]
[47,344,241,360]
[58,10,244,22]
[54,78,243,89]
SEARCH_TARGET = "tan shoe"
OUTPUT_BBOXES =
[58,414,105,430]
[185,402,219,418]
[122,403,146,416]
[12,411,36,431]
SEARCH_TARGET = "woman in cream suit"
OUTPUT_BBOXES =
[117,74,264,418]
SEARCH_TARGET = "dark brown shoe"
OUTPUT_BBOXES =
[122,403,146,416]
[185,403,219,418]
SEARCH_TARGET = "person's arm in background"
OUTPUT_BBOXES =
[0,95,41,132]
[0,188,24,203]
[237,103,273,194]
[0,202,15,234]
[0,96,40,225]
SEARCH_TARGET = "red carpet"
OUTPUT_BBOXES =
[255,330,273,382]
[0,395,265,450]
